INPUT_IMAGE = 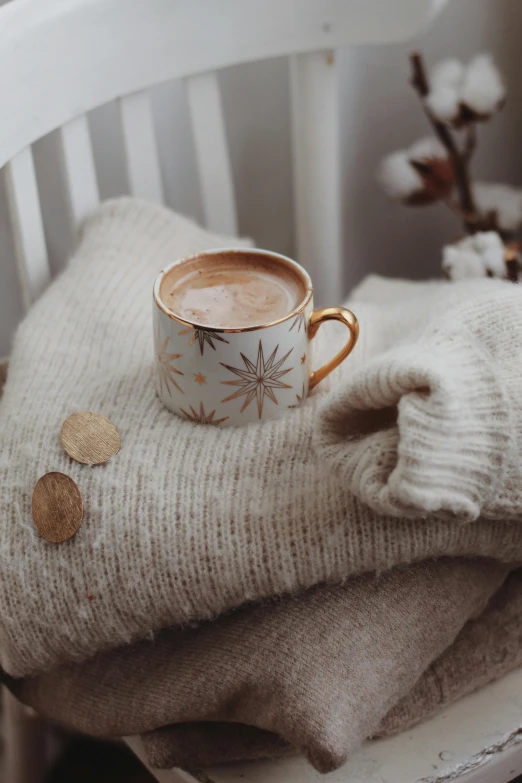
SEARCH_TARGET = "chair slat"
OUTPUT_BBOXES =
[289,51,342,306]
[58,115,100,236]
[4,147,51,309]
[186,72,238,236]
[0,0,448,171]
[119,91,164,203]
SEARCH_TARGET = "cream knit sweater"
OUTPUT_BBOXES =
[1,198,522,677]
[318,276,521,522]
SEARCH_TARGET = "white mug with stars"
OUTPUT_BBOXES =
[153,248,359,427]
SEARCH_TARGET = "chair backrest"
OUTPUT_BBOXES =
[0,0,447,313]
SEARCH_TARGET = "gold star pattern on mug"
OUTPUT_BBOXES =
[289,383,306,409]
[156,324,184,396]
[301,353,307,365]
[181,402,229,425]
[179,327,229,355]
[221,340,293,419]
[289,311,306,332]
[194,372,207,385]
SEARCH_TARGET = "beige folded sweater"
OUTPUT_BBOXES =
[5,558,509,773]
[2,198,522,677]
[142,567,522,771]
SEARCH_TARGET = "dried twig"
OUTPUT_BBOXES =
[463,124,477,161]
[444,198,477,225]
[410,51,429,96]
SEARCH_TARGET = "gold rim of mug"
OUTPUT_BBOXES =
[153,247,314,334]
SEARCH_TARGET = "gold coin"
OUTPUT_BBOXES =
[61,411,120,466]
[32,472,84,543]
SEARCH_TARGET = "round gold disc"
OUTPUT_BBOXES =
[60,411,120,466]
[32,472,84,543]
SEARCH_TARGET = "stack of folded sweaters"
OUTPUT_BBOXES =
[1,198,522,774]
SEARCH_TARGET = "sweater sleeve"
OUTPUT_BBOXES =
[317,286,522,523]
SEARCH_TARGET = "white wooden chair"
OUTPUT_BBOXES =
[4,1,522,782]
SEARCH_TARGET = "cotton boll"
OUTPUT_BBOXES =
[443,231,507,281]
[442,245,487,280]
[426,59,464,122]
[409,137,447,161]
[467,232,503,276]
[443,248,485,280]
[430,58,465,89]
[473,183,522,232]
[426,54,505,126]
[377,150,422,200]
[472,231,506,277]
[410,158,455,203]
[441,245,460,276]
[425,86,461,123]
[460,54,505,117]
[483,246,507,278]
[470,231,502,252]
[452,234,474,254]
[378,138,454,204]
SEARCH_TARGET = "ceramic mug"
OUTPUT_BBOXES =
[153,248,359,426]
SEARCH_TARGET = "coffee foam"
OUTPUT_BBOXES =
[159,251,307,328]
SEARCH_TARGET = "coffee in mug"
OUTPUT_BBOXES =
[159,251,306,328]
[153,248,358,426]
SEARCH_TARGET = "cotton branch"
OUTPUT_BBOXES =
[410,51,478,233]
[379,50,518,280]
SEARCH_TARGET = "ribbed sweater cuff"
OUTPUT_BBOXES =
[317,330,513,522]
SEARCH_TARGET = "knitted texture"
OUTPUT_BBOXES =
[2,198,522,676]
[378,567,522,735]
[140,566,522,770]
[318,278,522,522]
[3,355,515,772]
[5,558,508,773]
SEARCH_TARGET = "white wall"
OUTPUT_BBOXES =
[1,0,521,356]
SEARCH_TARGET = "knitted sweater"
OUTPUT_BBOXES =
[6,557,509,773]
[1,198,522,677]
[3,367,517,775]
[141,566,522,770]
[318,276,522,522]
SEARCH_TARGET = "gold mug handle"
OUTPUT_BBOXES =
[308,307,359,390]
